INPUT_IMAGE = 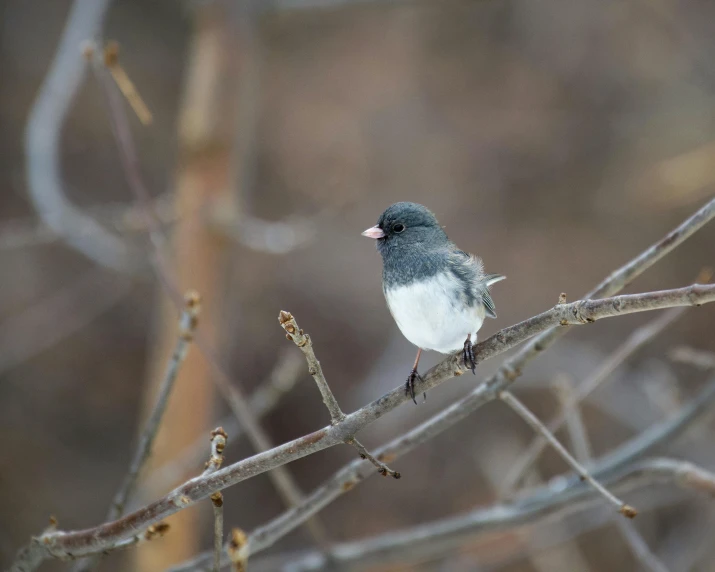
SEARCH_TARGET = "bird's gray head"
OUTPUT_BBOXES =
[362,202,449,258]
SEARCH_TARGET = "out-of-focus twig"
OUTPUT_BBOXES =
[202,428,227,572]
[227,529,249,572]
[669,346,715,370]
[102,41,153,125]
[140,350,304,497]
[24,0,136,272]
[280,311,400,478]
[108,291,201,520]
[498,391,637,518]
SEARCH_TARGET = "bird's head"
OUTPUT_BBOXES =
[362,202,449,256]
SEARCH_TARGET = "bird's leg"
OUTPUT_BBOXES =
[406,348,424,405]
[463,334,476,374]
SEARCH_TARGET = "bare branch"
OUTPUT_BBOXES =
[24,0,136,272]
[166,371,715,572]
[503,305,688,492]
[266,458,715,572]
[102,41,153,125]
[499,391,636,518]
[279,311,400,478]
[10,284,715,569]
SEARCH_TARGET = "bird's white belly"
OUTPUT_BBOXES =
[384,274,485,354]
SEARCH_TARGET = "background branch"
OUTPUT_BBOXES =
[24,0,137,272]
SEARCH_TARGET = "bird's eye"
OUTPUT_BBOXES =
[393,223,405,233]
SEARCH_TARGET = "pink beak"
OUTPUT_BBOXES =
[361,225,385,239]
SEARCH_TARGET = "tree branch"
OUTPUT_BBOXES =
[553,377,670,572]
[71,292,201,572]
[502,305,688,493]
[24,0,137,272]
[498,391,636,518]
[167,367,715,572]
[10,283,715,569]
[272,457,715,572]
[279,311,400,478]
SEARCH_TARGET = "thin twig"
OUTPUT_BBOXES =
[279,311,400,478]
[103,41,153,125]
[12,285,715,568]
[552,376,594,463]
[669,346,715,370]
[345,438,400,479]
[202,428,228,572]
[278,311,344,423]
[498,391,637,518]
[502,305,688,492]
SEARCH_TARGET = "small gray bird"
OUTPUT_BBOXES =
[362,202,505,403]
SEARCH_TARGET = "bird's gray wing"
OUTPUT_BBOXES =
[450,250,505,319]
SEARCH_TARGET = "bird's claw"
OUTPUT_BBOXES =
[463,334,476,374]
[405,369,425,404]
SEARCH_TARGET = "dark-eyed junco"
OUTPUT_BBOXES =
[362,202,505,403]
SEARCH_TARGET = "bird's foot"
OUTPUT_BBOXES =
[463,334,476,374]
[405,368,426,404]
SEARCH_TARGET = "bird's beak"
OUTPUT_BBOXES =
[361,225,385,239]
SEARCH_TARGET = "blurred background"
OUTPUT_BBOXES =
[2,0,715,570]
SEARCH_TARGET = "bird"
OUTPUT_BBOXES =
[362,202,505,403]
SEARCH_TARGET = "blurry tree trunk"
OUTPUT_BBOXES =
[134,3,241,570]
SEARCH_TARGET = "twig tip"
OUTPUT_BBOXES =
[103,40,119,67]
[620,504,638,519]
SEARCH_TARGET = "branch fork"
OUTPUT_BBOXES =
[279,311,400,479]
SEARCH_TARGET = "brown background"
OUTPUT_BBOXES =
[1,0,715,570]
